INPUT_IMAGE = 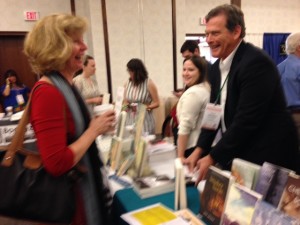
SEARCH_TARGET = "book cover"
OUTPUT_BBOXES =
[116,111,127,139]
[254,162,278,198]
[265,165,294,207]
[231,158,261,190]
[250,200,276,225]
[109,136,123,171]
[134,138,148,178]
[278,173,300,220]
[268,209,300,225]
[174,158,187,210]
[133,174,175,199]
[221,183,262,225]
[281,215,300,225]
[200,166,235,225]
[116,154,135,177]
[134,104,146,150]
[174,208,206,225]
[255,162,294,207]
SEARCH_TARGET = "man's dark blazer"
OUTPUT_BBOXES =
[197,41,299,172]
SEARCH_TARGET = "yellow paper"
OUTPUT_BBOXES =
[132,205,177,225]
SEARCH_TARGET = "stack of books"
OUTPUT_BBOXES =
[132,175,175,199]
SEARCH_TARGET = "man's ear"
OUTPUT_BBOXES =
[233,25,242,40]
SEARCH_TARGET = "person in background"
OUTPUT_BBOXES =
[277,32,300,148]
[185,4,299,183]
[73,55,102,115]
[177,56,210,160]
[174,40,202,98]
[123,58,159,135]
[24,13,115,225]
[0,69,30,113]
[180,40,201,59]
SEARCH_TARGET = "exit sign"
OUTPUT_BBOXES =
[24,11,39,21]
[199,17,206,26]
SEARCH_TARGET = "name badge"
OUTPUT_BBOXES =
[201,103,223,130]
[16,94,25,105]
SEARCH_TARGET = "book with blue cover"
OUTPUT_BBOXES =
[254,162,278,198]
[254,162,294,207]
[268,209,300,225]
[250,200,276,225]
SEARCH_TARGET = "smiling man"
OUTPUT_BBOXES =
[184,4,300,183]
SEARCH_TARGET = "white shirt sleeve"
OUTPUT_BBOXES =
[177,85,210,135]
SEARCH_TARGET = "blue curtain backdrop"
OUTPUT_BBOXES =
[263,33,290,65]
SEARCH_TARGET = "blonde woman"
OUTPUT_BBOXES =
[24,14,115,225]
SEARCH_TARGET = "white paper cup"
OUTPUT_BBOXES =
[94,104,115,135]
[93,104,114,116]
[5,106,13,116]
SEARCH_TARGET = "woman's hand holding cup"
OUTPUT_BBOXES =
[92,104,116,135]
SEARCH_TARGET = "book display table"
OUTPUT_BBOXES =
[112,186,200,225]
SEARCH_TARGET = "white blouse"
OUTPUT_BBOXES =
[176,82,210,149]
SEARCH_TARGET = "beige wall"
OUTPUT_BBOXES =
[1,0,300,99]
[0,0,71,31]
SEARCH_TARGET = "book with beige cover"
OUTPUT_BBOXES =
[174,158,187,210]
[231,158,261,190]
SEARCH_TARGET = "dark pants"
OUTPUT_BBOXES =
[172,126,178,146]
[289,109,300,152]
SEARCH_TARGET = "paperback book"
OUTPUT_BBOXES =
[134,104,146,151]
[108,136,123,171]
[115,111,127,139]
[268,209,300,225]
[200,166,235,225]
[250,200,276,225]
[132,174,175,199]
[231,158,261,190]
[254,161,294,207]
[134,138,148,178]
[175,208,205,225]
[252,205,300,225]
[116,154,135,177]
[222,183,262,225]
[174,158,187,210]
[278,173,300,220]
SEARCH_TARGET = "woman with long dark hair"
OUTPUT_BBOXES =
[0,69,30,113]
[123,58,160,135]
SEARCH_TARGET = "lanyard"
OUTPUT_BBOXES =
[214,74,229,105]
